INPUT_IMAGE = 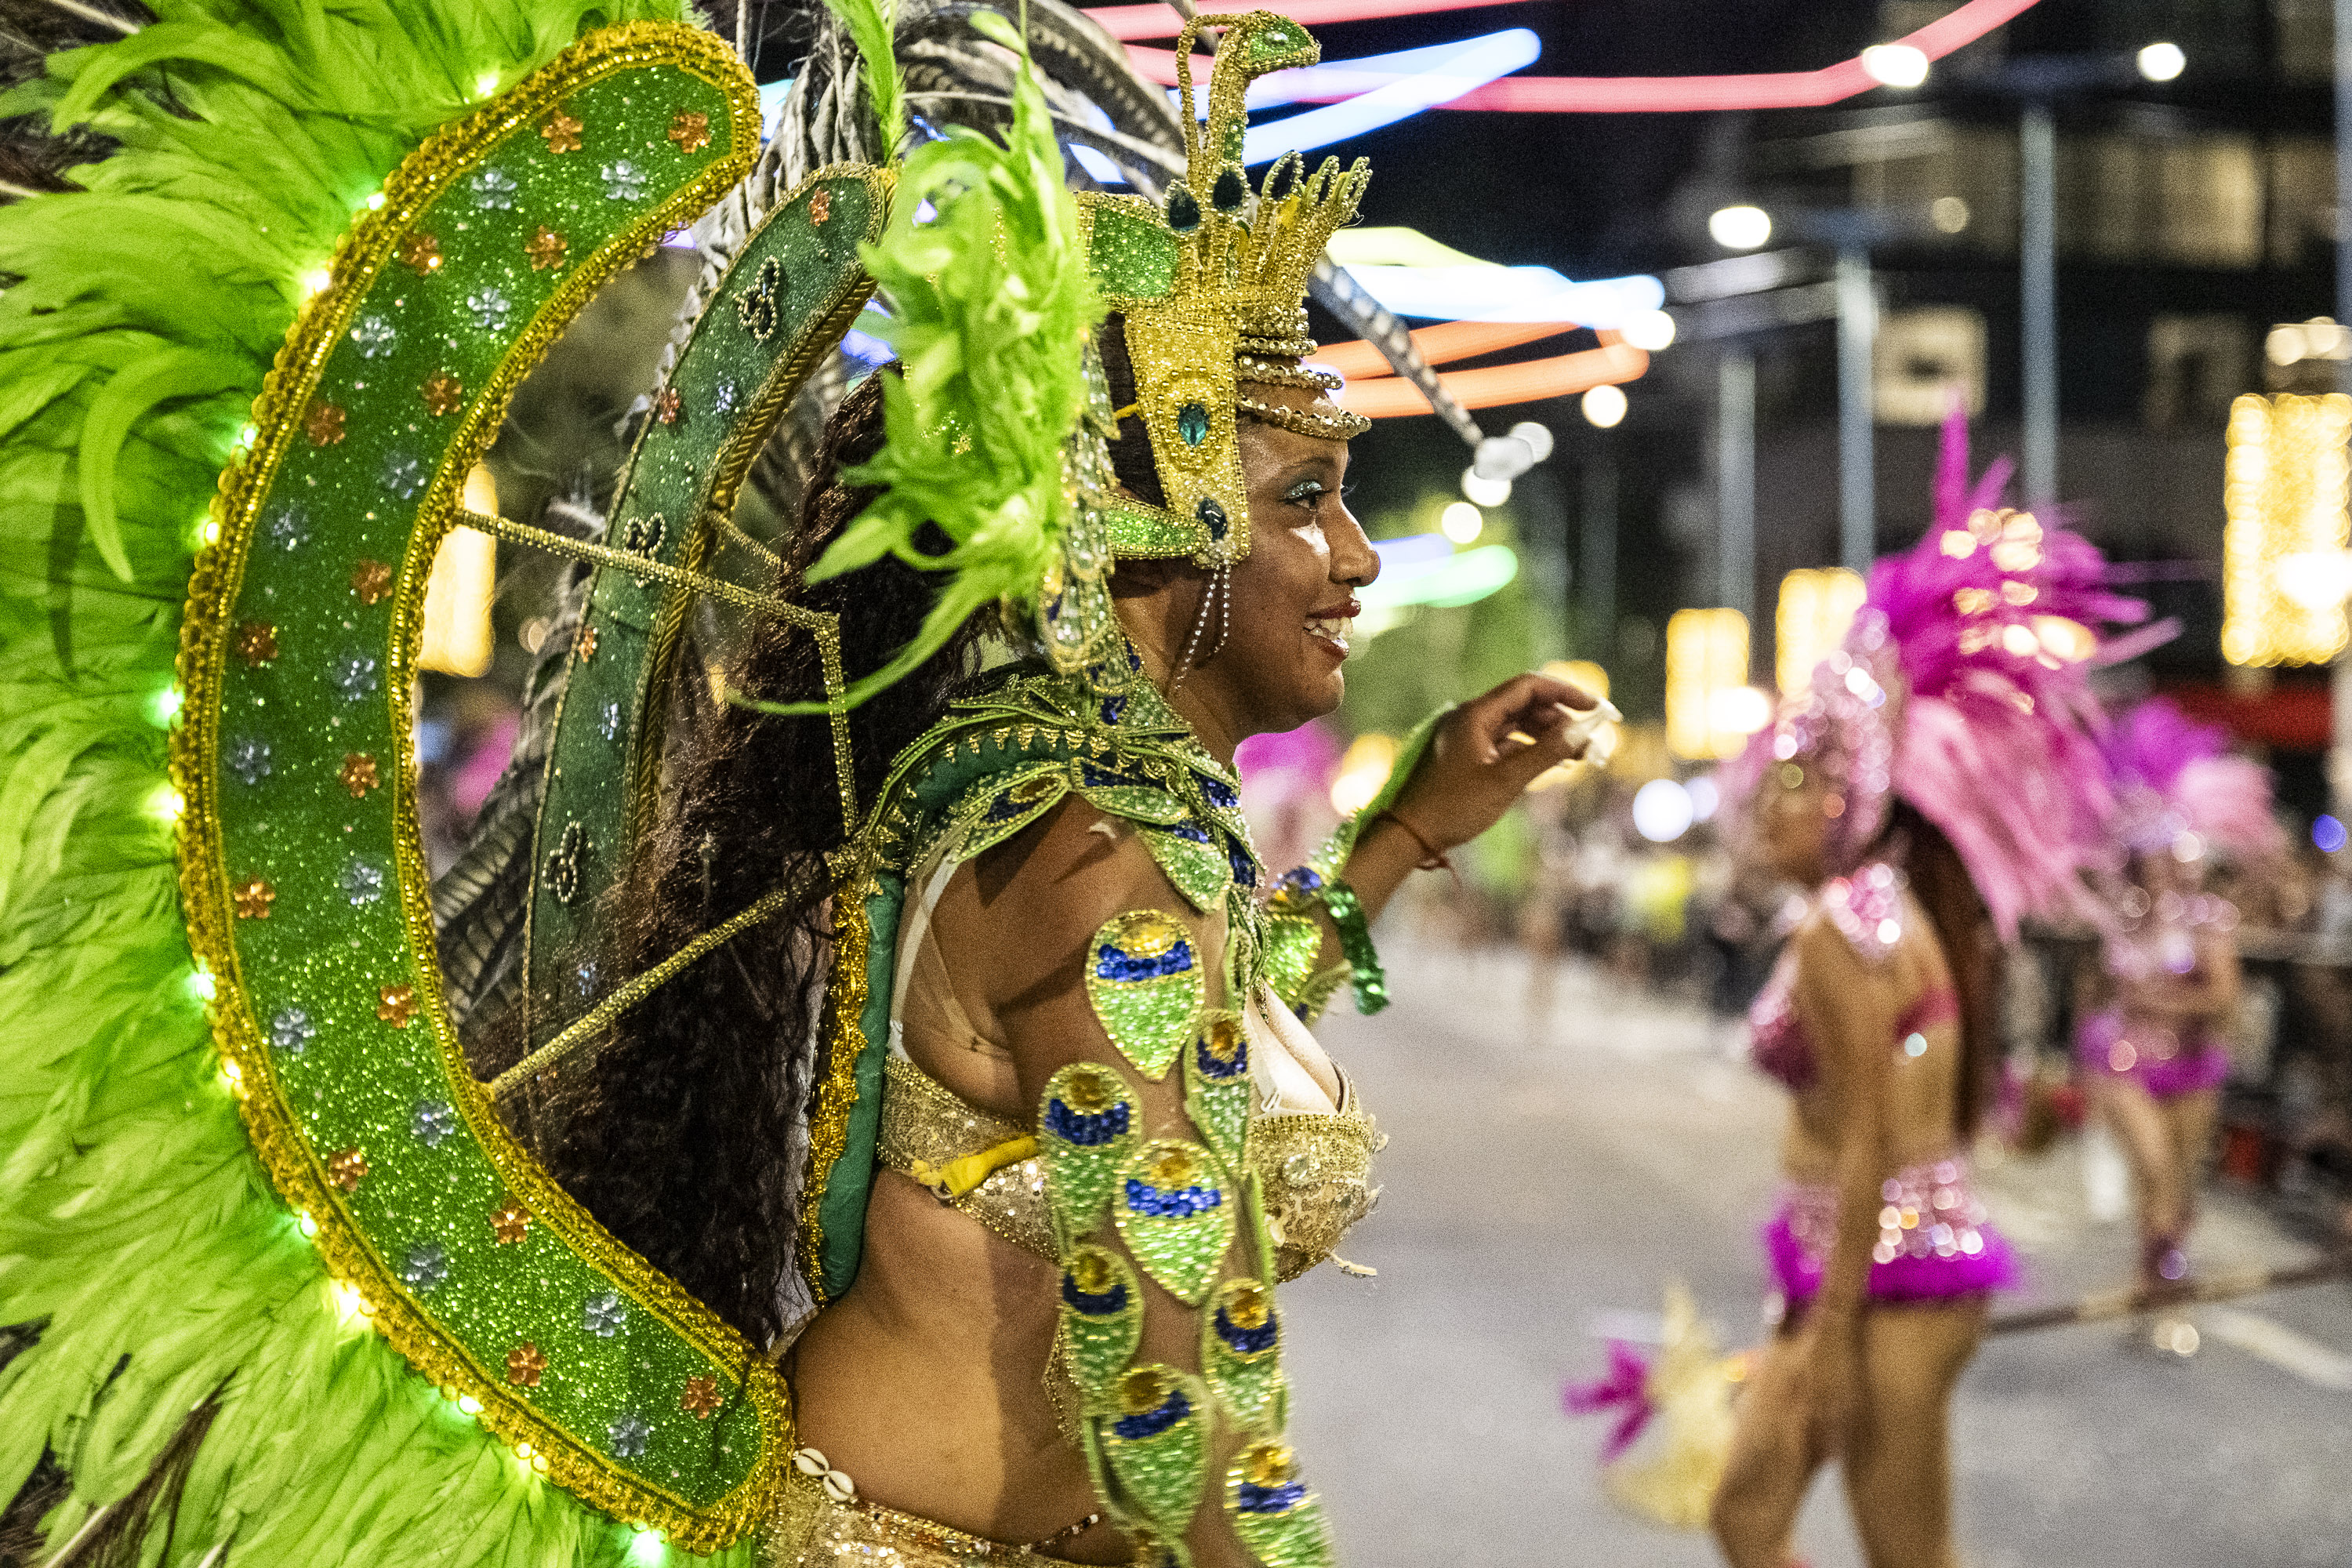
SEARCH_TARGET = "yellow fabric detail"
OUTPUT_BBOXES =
[906,1135,1039,1199]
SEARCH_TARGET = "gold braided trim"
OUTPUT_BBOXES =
[799,854,877,1301]
[488,878,806,1105]
[1236,356,1343,391]
[1236,394,1370,441]
[174,24,786,1552]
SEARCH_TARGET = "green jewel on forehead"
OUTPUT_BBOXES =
[1085,910,1205,1080]
[1178,401,1210,446]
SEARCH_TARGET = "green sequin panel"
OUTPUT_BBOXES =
[1058,1243,1144,1406]
[211,63,761,1500]
[950,764,1070,859]
[1134,824,1231,915]
[1073,772,1192,829]
[1226,1442,1336,1568]
[1258,911,1323,1015]
[1100,1366,1210,1541]
[1083,197,1181,302]
[1112,1138,1235,1305]
[523,168,883,1051]
[1098,498,1197,560]
[1037,1062,1138,1242]
[1085,909,1205,1078]
[1182,1011,1249,1169]
[1201,1278,1283,1432]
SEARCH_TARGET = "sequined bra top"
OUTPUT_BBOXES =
[1747,862,1958,1092]
[875,902,1381,1283]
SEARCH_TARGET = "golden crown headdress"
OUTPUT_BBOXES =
[1080,11,1374,566]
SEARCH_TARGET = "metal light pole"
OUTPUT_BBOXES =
[1718,346,1756,624]
[1581,452,1618,659]
[2020,100,2059,510]
[1835,246,1875,573]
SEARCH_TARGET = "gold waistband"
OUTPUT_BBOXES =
[767,1461,1114,1566]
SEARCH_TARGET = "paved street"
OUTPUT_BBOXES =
[1281,938,2352,1568]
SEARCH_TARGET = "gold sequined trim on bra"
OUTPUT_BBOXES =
[876,1055,1056,1261]
[1253,1084,1385,1282]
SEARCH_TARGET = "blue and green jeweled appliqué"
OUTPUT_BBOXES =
[805,660,1330,1563]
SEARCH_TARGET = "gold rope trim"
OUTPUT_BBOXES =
[488,880,803,1105]
[175,24,787,1552]
[798,855,877,1301]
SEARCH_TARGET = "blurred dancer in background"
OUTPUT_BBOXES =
[2080,699,2282,1338]
[1711,421,2138,1568]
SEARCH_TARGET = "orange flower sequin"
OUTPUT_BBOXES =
[423,372,463,416]
[231,620,278,666]
[340,752,379,797]
[303,401,346,446]
[506,1341,546,1387]
[681,1374,721,1418]
[668,111,710,153]
[542,107,583,154]
[350,559,393,604]
[326,1147,368,1192]
[376,984,416,1028]
[231,876,275,920]
[524,225,568,271]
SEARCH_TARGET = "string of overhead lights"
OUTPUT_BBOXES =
[1108,0,2042,113]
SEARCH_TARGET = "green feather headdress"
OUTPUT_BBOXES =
[792,0,1112,709]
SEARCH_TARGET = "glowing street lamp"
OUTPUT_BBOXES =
[1666,608,1766,760]
[1776,568,1867,697]
[2136,42,2184,82]
[1708,205,1772,251]
[1860,43,1930,88]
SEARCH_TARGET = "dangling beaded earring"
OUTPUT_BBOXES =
[1170,562,1232,691]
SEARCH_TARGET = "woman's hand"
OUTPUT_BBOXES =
[1388,671,1607,852]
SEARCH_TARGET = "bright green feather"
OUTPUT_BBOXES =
[792,6,1102,710]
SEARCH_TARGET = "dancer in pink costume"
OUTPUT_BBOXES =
[2078,699,2282,1324]
[1711,414,2140,1568]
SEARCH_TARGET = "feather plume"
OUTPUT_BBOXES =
[0,3,751,1566]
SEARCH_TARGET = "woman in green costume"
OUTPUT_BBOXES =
[528,17,1610,1563]
[0,0,1606,1563]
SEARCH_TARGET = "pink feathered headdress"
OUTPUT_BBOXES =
[1728,410,2145,938]
[2101,697,2285,862]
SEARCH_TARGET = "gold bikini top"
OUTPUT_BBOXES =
[876,1052,1383,1283]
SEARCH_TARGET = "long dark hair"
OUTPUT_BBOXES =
[539,372,989,1345]
[1888,800,2002,1141]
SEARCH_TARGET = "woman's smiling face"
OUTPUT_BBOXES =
[1196,382,1381,735]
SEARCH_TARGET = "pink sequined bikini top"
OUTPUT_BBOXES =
[1748,862,1958,1092]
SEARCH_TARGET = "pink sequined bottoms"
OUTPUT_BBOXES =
[2074,1006,2230,1100]
[1766,1156,2018,1304]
